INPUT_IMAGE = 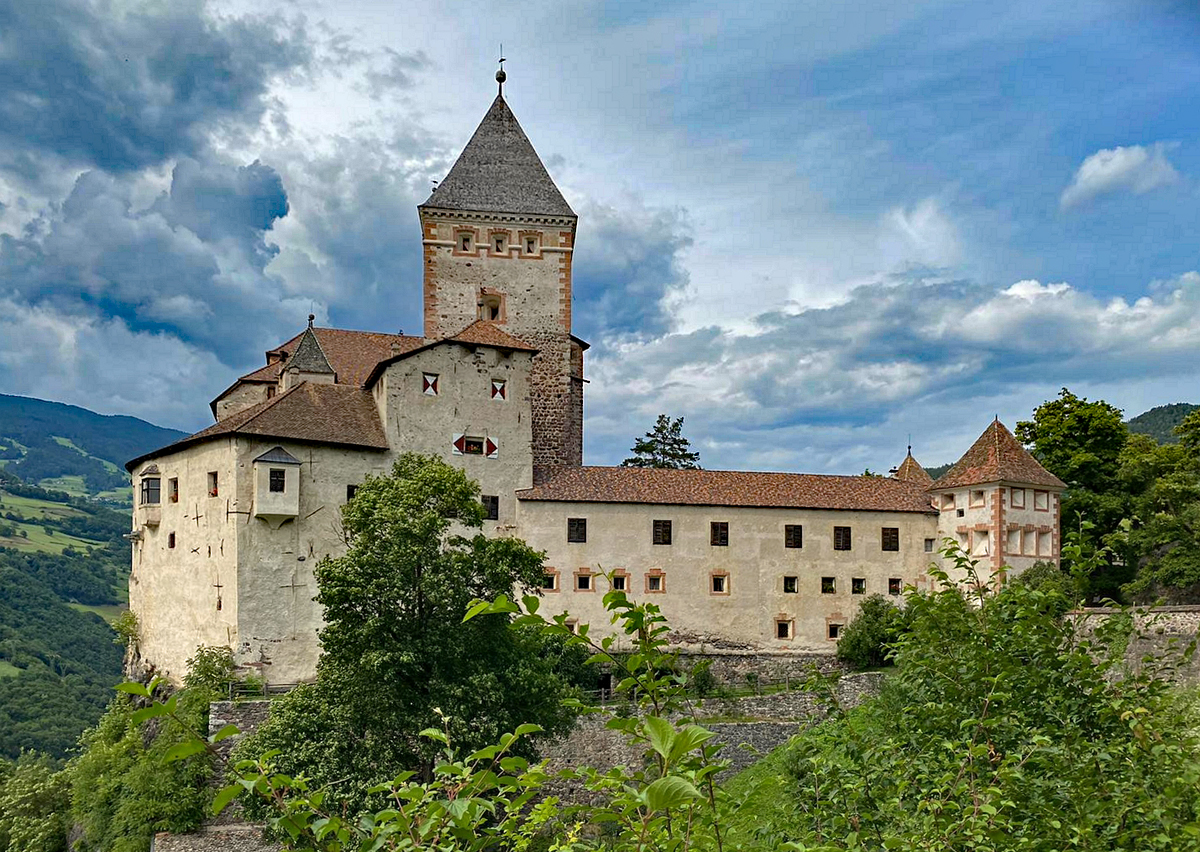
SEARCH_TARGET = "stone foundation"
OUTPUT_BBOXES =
[1068,606,1200,684]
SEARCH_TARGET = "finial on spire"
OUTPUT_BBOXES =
[496,45,506,94]
[307,313,315,328]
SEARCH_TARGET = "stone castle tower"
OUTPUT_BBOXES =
[419,81,585,466]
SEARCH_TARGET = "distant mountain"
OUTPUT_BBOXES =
[1127,402,1198,445]
[924,462,954,481]
[0,394,186,503]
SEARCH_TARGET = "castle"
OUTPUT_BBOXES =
[125,75,1065,685]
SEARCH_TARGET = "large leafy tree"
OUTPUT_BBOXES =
[621,415,701,469]
[236,454,583,814]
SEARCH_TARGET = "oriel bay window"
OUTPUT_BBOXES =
[140,477,161,505]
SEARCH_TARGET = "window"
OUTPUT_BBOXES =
[567,518,587,543]
[1038,530,1052,556]
[972,530,990,557]
[881,527,899,551]
[206,472,218,498]
[941,493,956,510]
[970,489,986,508]
[542,571,559,591]
[1024,531,1036,556]
[463,437,485,455]
[710,521,728,546]
[785,524,803,549]
[776,620,792,639]
[888,577,902,596]
[653,520,672,545]
[564,618,578,634]
[140,477,161,505]
[168,532,176,549]
[851,577,866,595]
[956,508,965,518]
[266,385,276,399]
[821,576,836,594]
[783,575,798,594]
[453,435,496,457]
[481,495,499,520]
[828,623,842,640]
[269,469,286,493]
[1034,490,1049,511]
[576,572,592,591]
[524,236,538,255]
[611,573,627,592]
[1007,528,1021,556]
[491,379,507,400]
[711,573,729,595]
[346,485,358,501]
[168,478,179,503]
[458,231,474,252]
[834,526,852,551]
[646,572,665,593]
[492,233,508,254]
[1010,488,1026,509]
[924,537,935,553]
[422,373,439,395]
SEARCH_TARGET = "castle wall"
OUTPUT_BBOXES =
[933,483,1061,580]
[515,500,940,651]
[214,382,270,421]
[129,440,241,682]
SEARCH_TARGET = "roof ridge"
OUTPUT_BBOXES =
[537,464,922,482]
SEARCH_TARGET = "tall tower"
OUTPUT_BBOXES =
[419,71,584,467]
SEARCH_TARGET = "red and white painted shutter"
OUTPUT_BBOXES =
[452,434,466,455]
[485,438,498,459]
[423,373,438,395]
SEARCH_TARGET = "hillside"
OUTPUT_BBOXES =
[1127,402,1198,445]
[0,393,186,503]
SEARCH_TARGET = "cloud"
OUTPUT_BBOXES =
[1060,143,1181,209]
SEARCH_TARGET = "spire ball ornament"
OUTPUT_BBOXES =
[496,68,506,84]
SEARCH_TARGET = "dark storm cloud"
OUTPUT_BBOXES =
[0,0,309,175]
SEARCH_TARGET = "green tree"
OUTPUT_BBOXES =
[621,415,701,469]
[0,753,70,852]
[836,594,905,670]
[235,453,583,816]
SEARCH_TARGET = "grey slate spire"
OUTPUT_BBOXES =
[422,94,574,217]
[289,324,335,376]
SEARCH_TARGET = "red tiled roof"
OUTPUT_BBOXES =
[894,452,934,486]
[931,419,1066,490]
[447,320,538,351]
[129,382,387,471]
[237,327,425,387]
[518,466,938,513]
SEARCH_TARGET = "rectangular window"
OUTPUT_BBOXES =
[463,437,485,455]
[888,577,902,596]
[491,379,507,400]
[957,508,965,518]
[612,574,627,592]
[1007,528,1021,556]
[266,385,276,399]
[785,524,803,549]
[1024,531,1036,556]
[646,573,664,593]
[168,478,179,503]
[1038,530,1052,556]
[493,234,507,254]
[542,571,558,591]
[776,620,792,639]
[710,521,728,546]
[422,373,439,395]
[140,477,161,505]
[524,236,538,255]
[834,526,852,551]
[346,484,358,501]
[783,575,798,594]
[1034,490,1049,511]
[481,495,499,520]
[269,469,286,493]
[851,577,866,595]
[168,532,176,549]
[924,537,935,552]
[821,576,836,594]
[653,520,672,545]
[973,530,991,557]
[1010,488,1026,509]
[970,489,986,508]
[576,573,592,591]
[458,232,474,252]
[711,574,728,594]
[881,527,899,551]
[828,623,842,640]
[567,517,587,543]
[206,472,218,498]
[941,493,956,510]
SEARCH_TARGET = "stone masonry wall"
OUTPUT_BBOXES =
[1069,606,1200,685]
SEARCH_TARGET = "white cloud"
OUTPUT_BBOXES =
[1060,143,1181,209]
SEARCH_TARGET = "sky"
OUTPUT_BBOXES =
[1,0,1198,473]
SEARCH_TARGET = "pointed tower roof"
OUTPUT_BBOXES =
[288,319,335,377]
[422,95,574,217]
[931,419,1066,490]
[894,450,934,487]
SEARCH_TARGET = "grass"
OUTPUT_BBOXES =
[68,603,128,623]
[0,661,21,679]
[0,488,107,554]
[38,474,89,496]
[722,738,801,846]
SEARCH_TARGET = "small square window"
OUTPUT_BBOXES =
[783,576,798,594]
[821,576,836,594]
[851,577,866,595]
[491,379,507,400]
[612,574,627,591]
[422,373,439,396]
[564,618,578,634]
[481,495,499,521]
[834,526,852,551]
[970,489,986,508]
[542,571,558,591]
[567,517,587,543]
[711,574,728,594]
[346,484,358,501]
[525,237,538,255]
[653,519,672,545]
[269,469,286,493]
[463,437,485,455]
[207,472,219,498]
[881,527,899,551]
[924,538,935,553]
[646,573,664,593]
[776,620,792,639]
[1011,488,1026,509]
[941,493,956,510]
[168,532,176,549]
[168,478,179,503]
[828,623,842,640]
[956,508,965,518]
[576,573,592,591]
[785,524,803,549]
[888,577,902,596]
[1034,490,1049,511]
[710,521,728,546]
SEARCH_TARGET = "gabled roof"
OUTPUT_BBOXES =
[518,466,938,514]
[362,320,537,388]
[421,94,575,217]
[130,383,388,471]
[931,419,1066,491]
[893,451,933,487]
[253,446,301,465]
[288,326,334,375]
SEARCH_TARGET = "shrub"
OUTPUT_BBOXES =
[836,593,904,669]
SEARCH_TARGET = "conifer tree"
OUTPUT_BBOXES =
[621,415,701,469]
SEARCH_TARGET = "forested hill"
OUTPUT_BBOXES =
[1127,402,1199,445]
[0,394,186,503]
